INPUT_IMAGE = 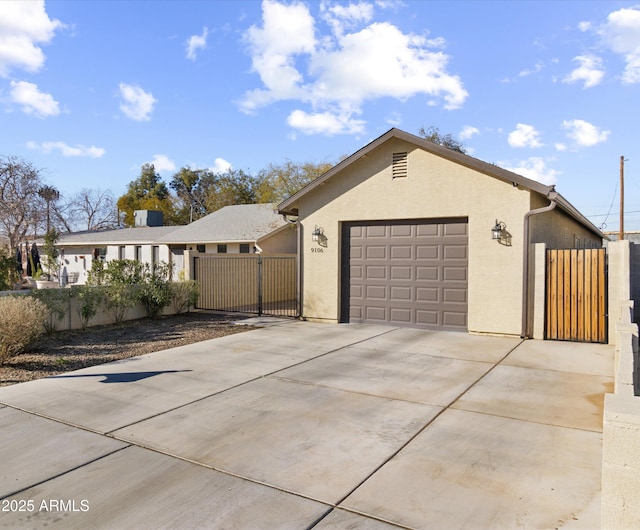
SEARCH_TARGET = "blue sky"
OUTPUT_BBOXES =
[1,0,639,232]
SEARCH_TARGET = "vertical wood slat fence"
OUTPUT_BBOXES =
[194,255,298,317]
[545,248,607,343]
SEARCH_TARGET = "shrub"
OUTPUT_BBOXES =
[88,260,144,323]
[0,296,47,363]
[0,248,21,291]
[171,280,200,314]
[70,285,105,330]
[31,288,72,333]
[139,262,173,318]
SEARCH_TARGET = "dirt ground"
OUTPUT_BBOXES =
[0,311,254,387]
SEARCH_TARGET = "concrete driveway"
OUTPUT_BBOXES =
[0,318,614,529]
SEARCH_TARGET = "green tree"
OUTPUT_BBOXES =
[204,169,258,213]
[418,126,467,154]
[255,160,333,204]
[169,167,213,223]
[117,164,177,226]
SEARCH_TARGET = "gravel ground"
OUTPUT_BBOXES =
[0,311,254,387]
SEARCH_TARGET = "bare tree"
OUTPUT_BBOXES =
[66,188,118,231]
[0,156,45,249]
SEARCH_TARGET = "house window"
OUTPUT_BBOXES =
[196,244,206,253]
[239,243,250,254]
[392,152,408,178]
[118,246,126,260]
[94,247,107,262]
[152,246,160,266]
[217,244,227,254]
[135,246,142,261]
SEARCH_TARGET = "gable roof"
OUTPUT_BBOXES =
[58,226,181,246]
[158,203,286,244]
[56,204,288,248]
[278,128,603,237]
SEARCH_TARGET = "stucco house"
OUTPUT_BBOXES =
[57,203,294,285]
[278,128,604,337]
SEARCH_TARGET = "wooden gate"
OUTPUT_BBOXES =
[545,248,607,343]
[194,255,298,317]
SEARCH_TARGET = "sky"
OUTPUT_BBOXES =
[1,0,639,233]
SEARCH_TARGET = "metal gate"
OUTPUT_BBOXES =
[194,255,298,317]
[545,248,607,343]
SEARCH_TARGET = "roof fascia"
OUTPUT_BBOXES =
[277,127,555,215]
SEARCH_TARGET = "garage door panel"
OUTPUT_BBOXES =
[443,267,467,281]
[366,246,387,259]
[350,265,363,279]
[390,308,413,324]
[417,245,438,259]
[366,285,387,299]
[390,224,412,237]
[390,286,412,301]
[391,245,412,259]
[444,245,467,259]
[416,224,439,236]
[444,223,468,236]
[391,266,412,280]
[444,288,467,303]
[416,310,439,326]
[417,266,439,280]
[366,265,387,279]
[366,306,387,321]
[343,219,468,331]
[443,311,467,327]
[416,287,439,302]
[366,226,387,238]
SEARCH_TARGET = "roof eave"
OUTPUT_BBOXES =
[277,127,555,216]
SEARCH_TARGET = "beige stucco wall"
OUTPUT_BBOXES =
[529,194,602,249]
[258,225,297,254]
[295,137,536,336]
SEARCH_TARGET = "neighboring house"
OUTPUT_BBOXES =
[57,225,180,286]
[278,127,604,337]
[57,204,294,285]
[158,203,295,255]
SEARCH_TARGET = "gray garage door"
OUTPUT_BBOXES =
[341,219,468,330]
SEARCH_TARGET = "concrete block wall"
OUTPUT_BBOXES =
[602,298,640,529]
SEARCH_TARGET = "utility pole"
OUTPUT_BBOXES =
[620,155,625,241]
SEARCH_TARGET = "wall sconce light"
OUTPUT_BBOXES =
[312,225,324,243]
[491,219,512,246]
[491,219,505,240]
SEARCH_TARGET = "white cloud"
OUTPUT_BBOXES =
[186,27,208,61]
[561,119,610,147]
[459,125,479,140]
[241,0,467,135]
[27,141,105,158]
[149,154,176,172]
[320,1,374,37]
[118,83,157,121]
[386,111,402,126]
[211,157,232,173]
[499,157,559,186]
[597,6,640,84]
[0,0,63,77]
[563,55,605,88]
[10,80,59,118]
[287,109,366,135]
[508,123,543,148]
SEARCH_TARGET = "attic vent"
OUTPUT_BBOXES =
[392,152,408,178]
